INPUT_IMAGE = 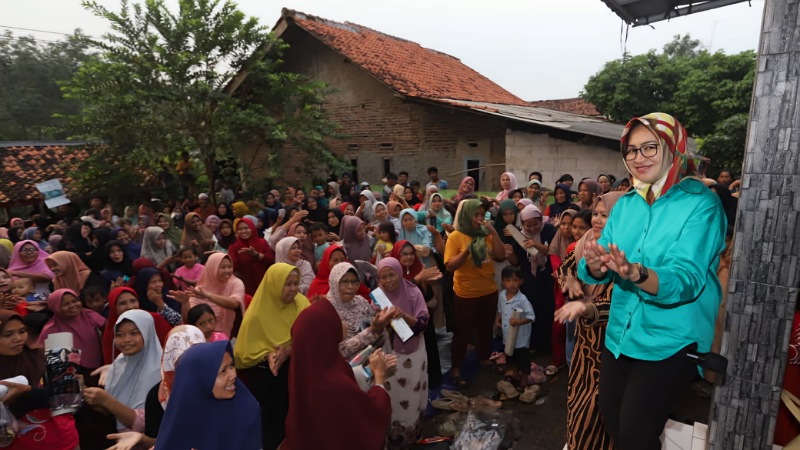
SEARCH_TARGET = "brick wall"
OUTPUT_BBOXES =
[241,26,506,191]
[505,129,628,188]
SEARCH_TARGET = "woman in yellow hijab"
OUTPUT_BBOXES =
[231,201,250,219]
[234,262,309,450]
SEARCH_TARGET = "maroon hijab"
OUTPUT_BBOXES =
[390,240,422,280]
[283,299,391,450]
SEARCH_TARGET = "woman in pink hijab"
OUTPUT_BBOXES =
[452,177,476,205]
[495,171,518,202]
[376,257,429,450]
[169,253,245,337]
[39,289,105,371]
[7,240,54,296]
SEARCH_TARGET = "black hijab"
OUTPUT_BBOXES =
[327,208,344,235]
[61,222,93,253]
[7,226,24,244]
[711,184,738,230]
[548,184,573,219]
[102,239,134,277]
[304,197,329,224]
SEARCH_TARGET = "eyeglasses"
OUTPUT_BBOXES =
[340,279,360,286]
[20,247,38,253]
[623,143,659,161]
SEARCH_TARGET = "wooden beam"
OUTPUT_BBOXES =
[709,0,800,448]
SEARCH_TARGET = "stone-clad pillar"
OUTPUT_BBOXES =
[709,0,800,448]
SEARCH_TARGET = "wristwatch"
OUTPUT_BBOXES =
[633,263,649,285]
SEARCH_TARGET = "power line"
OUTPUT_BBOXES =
[0,35,62,45]
[0,24,76,37]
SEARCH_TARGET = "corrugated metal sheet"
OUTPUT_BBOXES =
[438,99,699,152]
[601,0,752,26]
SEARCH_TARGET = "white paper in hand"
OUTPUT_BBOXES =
[370,288,414,342]
[505,224,539,258]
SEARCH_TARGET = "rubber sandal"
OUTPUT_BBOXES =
[470,395,503,409]
[497,380,519,399]
[545,365,559,376]
[450,399,470,412]
[440,389,470,402]
[432,397,457,410]
[519,385,540,404]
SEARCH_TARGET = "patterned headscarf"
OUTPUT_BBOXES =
[158,325,206,406]
[620,112,694,202]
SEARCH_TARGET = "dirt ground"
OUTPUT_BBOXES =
[416,336,712,450]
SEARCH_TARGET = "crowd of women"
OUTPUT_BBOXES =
[0,112,765,450]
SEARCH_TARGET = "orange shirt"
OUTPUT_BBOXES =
[444,230,496,298]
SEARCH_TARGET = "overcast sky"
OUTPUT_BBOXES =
[3,0,765,100]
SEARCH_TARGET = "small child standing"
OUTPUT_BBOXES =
[309,223,331,267]
[173,246,204,290]
[372,221,396,263]
[495,266,537,403]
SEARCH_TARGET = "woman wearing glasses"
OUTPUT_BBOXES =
[578,113,727,450]
[6,240,54,297]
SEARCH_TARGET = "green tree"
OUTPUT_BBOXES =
[61,0,342,197]
[581,34,756,174]
[0,31,92,140]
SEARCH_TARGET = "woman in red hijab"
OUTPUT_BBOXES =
[102,287,172,364]
[282,299,392,450]
[307,245,372,300]
[307,245,347,298]
[227,218,274,295]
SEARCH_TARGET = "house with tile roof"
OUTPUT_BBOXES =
[527,98,603,118]
[0,141,90,208]
[236,9,632,189]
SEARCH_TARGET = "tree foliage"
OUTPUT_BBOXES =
[581,34,756,174]
[0,31,93,140]
[61,0,342,197]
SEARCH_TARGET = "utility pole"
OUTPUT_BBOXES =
[709,0,800,448]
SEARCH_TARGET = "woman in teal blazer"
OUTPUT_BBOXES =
[578,113,727,450]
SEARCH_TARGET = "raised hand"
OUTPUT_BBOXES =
[601,244,633,280]
[554,301,588,324]
[561,275,584,299]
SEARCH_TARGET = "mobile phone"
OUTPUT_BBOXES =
[428,216,438,228]
[122,275,130,283]
[484,211,492,221]
[278,208,286,218]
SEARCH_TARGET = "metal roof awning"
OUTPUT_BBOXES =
[602,0,752,26]
[435,98,700,153]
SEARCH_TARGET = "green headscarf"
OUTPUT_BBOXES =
[456,199,490,267]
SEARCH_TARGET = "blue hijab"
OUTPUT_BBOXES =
[155,341,261,450]
[398,208,433,266]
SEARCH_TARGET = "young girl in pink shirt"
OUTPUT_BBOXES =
[173,246,204,290]
[187,303,229,342]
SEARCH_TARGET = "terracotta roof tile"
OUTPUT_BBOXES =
[0,143,89,205]
[282,9,526,106]
[527,98,602,117]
